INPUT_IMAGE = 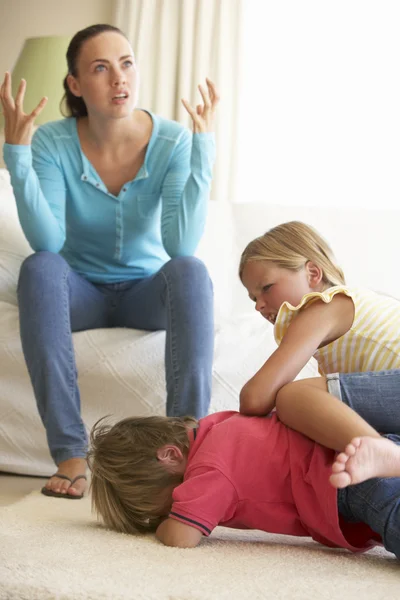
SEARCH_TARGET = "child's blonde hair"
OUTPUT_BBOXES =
[239,221,345,287]
[88,415,197,534]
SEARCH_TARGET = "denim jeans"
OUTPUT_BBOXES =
[17,251,214,465]
[327,370,400,558]
[338,434,400,559]
[327,370,400,433]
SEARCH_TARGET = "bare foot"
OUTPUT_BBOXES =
[43,457,87,497]
[330,436,400,489]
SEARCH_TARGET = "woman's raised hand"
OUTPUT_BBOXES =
[0,72,48,145]
[181,78,219,133]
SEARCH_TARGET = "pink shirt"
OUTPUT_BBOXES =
[169,412,380,552]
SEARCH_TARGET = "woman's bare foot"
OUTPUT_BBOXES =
[43,457,87,497]
[330,436,400,489]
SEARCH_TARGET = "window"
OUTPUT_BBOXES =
[236,0,400,209]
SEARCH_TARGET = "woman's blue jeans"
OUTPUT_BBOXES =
[17,251,214,465]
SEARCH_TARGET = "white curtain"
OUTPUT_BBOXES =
[113,0,243,203]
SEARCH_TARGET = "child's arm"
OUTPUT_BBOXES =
[240,294,354,416]
[156,517,203,548]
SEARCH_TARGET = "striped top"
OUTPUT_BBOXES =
[274,286,400,374]
[3,113,216,283]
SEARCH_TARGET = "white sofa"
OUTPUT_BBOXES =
[1,167,399,476]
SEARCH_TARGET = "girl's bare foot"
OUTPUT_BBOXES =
[330,436,400,489]
[43,457,87,497]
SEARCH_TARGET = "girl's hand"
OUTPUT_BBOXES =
[0,72,47,145]
[181,78,219,133]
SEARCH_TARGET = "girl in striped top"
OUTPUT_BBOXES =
[239,221,400,470]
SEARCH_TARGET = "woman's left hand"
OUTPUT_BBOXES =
[181,78,219,133]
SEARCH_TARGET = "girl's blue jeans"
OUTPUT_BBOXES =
[328,371,400,559]
[17,251,214,465]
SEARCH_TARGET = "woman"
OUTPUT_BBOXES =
[0,24,219,499]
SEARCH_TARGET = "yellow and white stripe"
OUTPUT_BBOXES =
[274,286,400,374]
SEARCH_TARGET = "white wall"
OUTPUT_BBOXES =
[0,0,114,76]
[236,0,400,211]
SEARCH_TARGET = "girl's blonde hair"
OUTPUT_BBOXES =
[88,415,197,534]
[239,221,345,287]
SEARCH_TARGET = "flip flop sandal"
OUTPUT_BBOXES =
[41,473,87,499]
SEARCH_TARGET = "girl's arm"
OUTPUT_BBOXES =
[239,294,354,416]
[160,79,219,257]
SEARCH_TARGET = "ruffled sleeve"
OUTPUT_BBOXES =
[274,286,353,345]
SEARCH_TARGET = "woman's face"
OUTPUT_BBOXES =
[67,31,139,119]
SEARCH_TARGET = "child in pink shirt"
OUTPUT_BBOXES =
[89,409,400,555]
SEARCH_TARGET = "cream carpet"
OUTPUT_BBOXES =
[0,492,398,600]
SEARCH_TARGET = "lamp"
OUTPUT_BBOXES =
[3,36,71,126]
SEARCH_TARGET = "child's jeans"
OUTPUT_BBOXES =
[327,370,400,433]
[328,370,400,558]
[338,434,400,559]
[17,251,214,465]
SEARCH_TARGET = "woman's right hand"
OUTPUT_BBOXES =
[0,72,47,145]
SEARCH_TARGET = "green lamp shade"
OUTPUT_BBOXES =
[10,36,71,125]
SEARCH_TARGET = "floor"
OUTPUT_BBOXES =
[0,472,47,507]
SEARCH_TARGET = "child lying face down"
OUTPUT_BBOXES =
[88,407,400,556]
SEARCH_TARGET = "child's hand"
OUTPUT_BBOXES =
[156,517,202,548]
